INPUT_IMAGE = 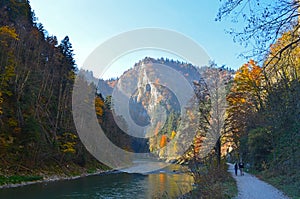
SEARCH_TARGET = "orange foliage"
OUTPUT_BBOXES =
[194,135,203,154]
[235,59,263,90]
[155,78,160,85]
[160,135,167,148]
[228,59,263,108]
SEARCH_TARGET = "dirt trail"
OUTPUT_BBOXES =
[227,163,290,199]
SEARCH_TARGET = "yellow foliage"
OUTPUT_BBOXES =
[8,118,18,127]
[95,96,104,117]
[62,142,76,154]
[149,137,156,152]
[267,30,300,82]
[0,26,19,41]
[170,131,176,139]
[0,26,19,49]
[149,145,153,152]
[59,132,77,154]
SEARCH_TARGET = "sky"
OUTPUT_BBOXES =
[29,0,250,79]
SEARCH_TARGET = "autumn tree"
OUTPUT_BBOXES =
[191,65,232,166]
[265,30,300,85]
[95,93,104,124]
[225,60,264,161]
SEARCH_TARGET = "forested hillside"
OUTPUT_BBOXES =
[0,0,104,175]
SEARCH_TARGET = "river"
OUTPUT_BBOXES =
[0,162,194,199]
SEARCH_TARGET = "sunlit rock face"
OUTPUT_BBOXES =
[113,57,201,160]
[98,57,203,160]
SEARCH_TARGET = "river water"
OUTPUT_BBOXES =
[0,162,194,199]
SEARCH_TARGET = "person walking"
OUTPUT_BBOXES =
[234,162,238,176]
[239,161,244,176]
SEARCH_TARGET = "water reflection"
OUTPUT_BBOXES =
[147,172,193,198]
[0,165,193,199]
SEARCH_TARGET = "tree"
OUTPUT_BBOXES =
[95,94,104,124]
[217,0,300,60]
[59,36,75,67]
[207,67,230,166]
[225,60,264,160]
[248,127,272,170]
[194,65,231,166]
[265,30,300,85]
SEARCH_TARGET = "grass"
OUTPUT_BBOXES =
[0,175,43,186]
[222,172,238,199]
[247,168,300,199]
[260,171,300,199]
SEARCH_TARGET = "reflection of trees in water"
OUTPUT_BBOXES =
[147,170,194,198]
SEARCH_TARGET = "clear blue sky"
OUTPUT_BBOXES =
[29,0,249,79]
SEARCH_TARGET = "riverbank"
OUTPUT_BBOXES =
[0,160,114,190]
[0,168,116,189]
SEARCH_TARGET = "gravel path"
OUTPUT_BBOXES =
[227,163,290,199]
